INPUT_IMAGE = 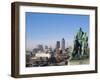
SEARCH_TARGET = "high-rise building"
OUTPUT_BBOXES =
[56,41,60,49]
[61,38,65,50]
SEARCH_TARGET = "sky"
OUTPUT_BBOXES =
[25,12,89,51]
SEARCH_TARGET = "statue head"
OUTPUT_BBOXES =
[79,27,82,32]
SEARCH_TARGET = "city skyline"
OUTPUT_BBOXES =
[26,12,89,51]
[27,38,67,51]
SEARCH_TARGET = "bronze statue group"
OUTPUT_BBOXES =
[72,27,89,60]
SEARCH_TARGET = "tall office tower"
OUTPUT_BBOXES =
[61,38,65,50]
[56,41,60,49]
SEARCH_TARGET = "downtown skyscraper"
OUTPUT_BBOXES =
[61,38,65,50]
[56,41,60,49]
